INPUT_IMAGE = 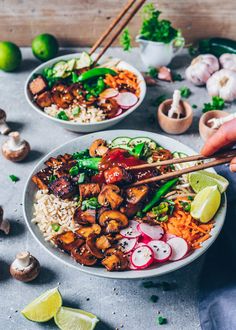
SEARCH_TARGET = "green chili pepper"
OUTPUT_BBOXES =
[78,67,117,82]
[77,158,101,170]
[143,178,178,213]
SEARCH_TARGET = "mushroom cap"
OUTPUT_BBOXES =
[89,139,108,157]
[10,255,40,282]
[2,140,30,162]
[0,109,6,121]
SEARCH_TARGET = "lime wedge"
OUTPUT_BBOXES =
[55,306,99,330]
[21,287,62,322]
[190,185,221,223]
[188,170,229,193]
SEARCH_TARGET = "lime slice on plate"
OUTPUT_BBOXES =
[21,287,62,322]
[190,185,221,223]
[188,170,229,193]
[54,306,99,330]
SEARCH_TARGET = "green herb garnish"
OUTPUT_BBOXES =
[202,96,225,113]
[150,295,159,303]
[172,72,183,81]
[148,67,158,79]
[49,175,57,183]
[180,200,191,212]
[9,174,19,182]
[192,104,198,109]
[157,316,167,325]
[180,86,191,98]
[152,94,168,107]
[120,28,132,51]
[81,197,101,211]
[51,223,60,232]
[69,166,79,177]
[140,4,180,44]
[57,111,69,121]
[73,149,90,160]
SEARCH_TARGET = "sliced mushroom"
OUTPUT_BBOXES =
[102,251,128,271]
[10,251,40,282]
[54,231,85,253]
[71,244,97,266]
[73,207,96,226]
[106,233,123,243]
[98,184,123,209]
[120,202,141,218]
[0,206,10,234]
[76,224,101,239]
[104,247,119,256]
[89,139,108,157]
[2,131,30,162]
[86,234,104,259]
[95,235,111,251]
[125,185,149,204]
[99,210,128,233]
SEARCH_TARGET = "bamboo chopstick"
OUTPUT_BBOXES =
[93,0,146,65]
[127,149,236,171]
[128,154,234,187]
[89,0,137,56]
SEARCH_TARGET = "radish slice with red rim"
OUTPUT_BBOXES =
[138,223,164,240]
[120,220,141,238]
[100,88,119,99]
[148,240,172,262]
[114,108,123,117]
[131,245,154,269]
[168,237,189,261]
[116,92,138,109]
[162,233,177,242]
[139,235,152,245]
[118,237,138,254]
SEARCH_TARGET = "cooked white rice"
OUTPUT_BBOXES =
[44,103,106,123]
[31,190,78,241]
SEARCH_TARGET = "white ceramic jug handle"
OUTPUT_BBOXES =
[172,37,185,55]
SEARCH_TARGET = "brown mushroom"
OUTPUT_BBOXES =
[89,139,108,157]
[10,251,40,282]
[125,185,149,204]
[0,206,10,234]
[2,131,30,162]
[0,109,10,135]
[98,184,123,209]
[86,234,104,259]
[76,224,101,238]
[54,231,85,253]
[106,233,123,243]
[73,207,96,226]
[99,210,128,233]
[102,251,128,271]
[71,244,97,266]
[95,235,111,251]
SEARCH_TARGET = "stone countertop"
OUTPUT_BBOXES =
[0,47,231,330]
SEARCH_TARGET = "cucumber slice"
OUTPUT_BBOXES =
[173,151,188,159]
[173,151,192,170]
[110,137,131,147]
[52,61,68,78]
[128,137,157,150]
[74,52,93,69]
[112,144,132,151]
[66,59,76,71]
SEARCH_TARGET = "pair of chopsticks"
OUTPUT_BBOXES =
[126,149,236,187]
[90,0,146,65]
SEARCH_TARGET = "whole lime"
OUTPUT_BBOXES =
[0,41,22,72]
[32,33,59,62]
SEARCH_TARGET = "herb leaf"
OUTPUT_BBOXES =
[172,72,183,81]
[81,197,101,211]
[180,86,191,98]
[9,175,19,182]
[120,28,132,51]
[202,96,225,113]
[157,316,167,325]
[56,111,69,121]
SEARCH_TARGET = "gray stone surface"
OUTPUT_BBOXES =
[0,47,231,330]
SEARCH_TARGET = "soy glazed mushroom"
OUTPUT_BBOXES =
[0,206,10,235]
[10,251,40,282]
[2,131,30,161]
[0,109,11,135]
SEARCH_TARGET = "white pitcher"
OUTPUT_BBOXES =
[136,36,184,68]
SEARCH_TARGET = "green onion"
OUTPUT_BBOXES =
[81,197,101,211]
[51,223,60,232]
[78,173,85,184]
[69,166,79,177]
[9,174,19,182]
[56,111,69,121]
[192,104,198,109]
[157,316,167,325]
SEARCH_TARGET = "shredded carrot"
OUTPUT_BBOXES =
[159,197,214,250]
[104,69,140,96]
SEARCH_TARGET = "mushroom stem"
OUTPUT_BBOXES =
[168,90,182,118]
[15,251,31,268]
[8,132,24,151]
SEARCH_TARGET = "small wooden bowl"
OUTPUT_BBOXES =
[157,99,193,135]
[199,110,229,141]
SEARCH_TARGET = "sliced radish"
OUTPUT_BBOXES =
[148,240,172,262]
[120,220,141,239]
[113,108,123,117]
[138,223,164,240]
[139,235,152,245]
[116,92,138,109]
[135,242,146,248]
[168,237,189,261]
[100,88,119,99]
[162,233,177,242]
[131,245,154,269]
[118,237,138,254]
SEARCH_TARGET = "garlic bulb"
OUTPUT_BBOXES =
[220,53,236,71]
[185,54,219,86]
[206,69,236,101]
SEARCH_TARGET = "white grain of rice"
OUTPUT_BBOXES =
[32,190,78,241]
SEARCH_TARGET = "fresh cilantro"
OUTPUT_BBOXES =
[140,4,179,44]
[9,175,19,183]
[51,223,60,232]
[152,94,168,107]
[157,316,167,325]
[202,96,225,113]
[180,201,191,212]
[120,28,132,51]
[56,111,69,121]
[192,104,198,109]
[148,67,158,79]
[72,149,90,160]
[172,72,183,81]
[180,86,191,98]
[81,197,101,211]
[150,295,159,303]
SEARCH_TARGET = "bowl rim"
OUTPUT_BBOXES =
[22,129,227,279]
[24,53,147,127]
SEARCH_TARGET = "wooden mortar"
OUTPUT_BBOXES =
[199,110,229,141]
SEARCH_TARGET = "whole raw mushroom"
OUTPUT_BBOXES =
[0,109,10,135]
[2,131,30,161]
[0,206,10,234]
[10,251,40,282]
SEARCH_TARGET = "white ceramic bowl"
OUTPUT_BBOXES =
[23,130,227,279]
[24,54,146,133]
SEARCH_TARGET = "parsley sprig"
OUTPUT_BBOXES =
[120,28,132,51]
[202,96,225,113]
